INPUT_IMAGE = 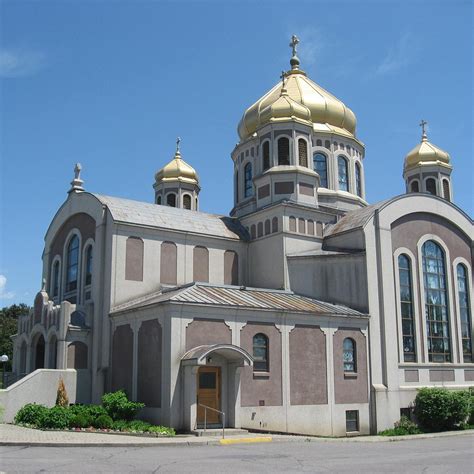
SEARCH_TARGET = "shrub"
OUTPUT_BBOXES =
[40,406,74,430]
[94,414,113,429]
[414,388,470,431]
[111,419,130,432]
[101,390,144,421]
[15,403,48,427]
[55,377,69,407]
[70,413,92,429]
[378,416,422,436]
[126,420,152,432]
[148,425,176,436]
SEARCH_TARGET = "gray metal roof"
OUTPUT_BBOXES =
[92,194,248,241]
[111,282,367,318]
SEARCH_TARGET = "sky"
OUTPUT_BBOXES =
[0,0,472,306]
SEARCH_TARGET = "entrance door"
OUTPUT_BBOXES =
[197,367,221,425]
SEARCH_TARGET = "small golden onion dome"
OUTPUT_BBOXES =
[404,132,451,171]
[259,86,312,126]
[155,149,199,185]
[238,70,357,141]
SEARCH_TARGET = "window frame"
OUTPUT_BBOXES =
[298,138,308,167]
[455,262,473,362]
[343,337,357,373]
[166,193,177,207]
[313,152,328,188]
[244,162,253,198]
[425,177,437,196]
[262,140,270,172]
[355,161,362,197]
[337,155,349,192]
[345,410,359,432]
[64,232,81,303]
[252,333,269,372]
[277,137,290,166]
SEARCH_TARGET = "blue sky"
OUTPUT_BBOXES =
[1,0,472,306]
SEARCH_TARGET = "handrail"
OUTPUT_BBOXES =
[198,403,226,439]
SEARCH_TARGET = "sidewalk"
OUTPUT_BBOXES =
[0,423,472,448]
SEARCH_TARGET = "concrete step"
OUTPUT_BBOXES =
[192,428,249,437]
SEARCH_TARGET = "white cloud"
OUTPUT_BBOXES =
[294,28,324,67]
[376,33,418,75]
[0,48,46,78]
[0,274,15,300]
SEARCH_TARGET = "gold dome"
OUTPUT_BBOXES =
[155,148,199,185]
[259,86,312,125]
[237,69,357,141]
[404,132,451,171]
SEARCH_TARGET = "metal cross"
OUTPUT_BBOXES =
[74,163,82,180]
[176,137,181,153]
[419,119,428,136]
[280,70,287,88]
[289,35,300,56]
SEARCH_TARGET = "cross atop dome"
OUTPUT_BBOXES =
[68,162,85,193]
[176,136,181,155]
[419,119,428,141]
[289,34,301,70]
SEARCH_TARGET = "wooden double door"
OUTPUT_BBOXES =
[197,367,221,425]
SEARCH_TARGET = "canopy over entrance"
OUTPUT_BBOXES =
[181,344,253,367]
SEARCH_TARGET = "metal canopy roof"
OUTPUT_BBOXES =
[111,282,367,318]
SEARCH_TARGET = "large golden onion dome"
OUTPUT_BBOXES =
[404,128,451,171]
[155,141,199,185]
[238,37,357,141]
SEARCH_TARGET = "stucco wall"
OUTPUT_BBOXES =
[289,325,327,405]
[185,319,232,351]
[0,369,77,423]
[240,323,282,407]
[333,329,368,404]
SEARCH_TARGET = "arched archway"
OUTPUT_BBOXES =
[33,334,46,370]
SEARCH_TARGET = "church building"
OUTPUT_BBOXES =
[12,36,473,436]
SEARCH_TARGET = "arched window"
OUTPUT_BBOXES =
[307,219,315,236]
[224,250,239,285]
[289,216,296,232]
[257,221,263,238]
[253,333,269,372]
[316,139,322,146]
[193,246,209,283]
[355,162,362,197]
[313,153,328,188]
[271,217,278,233]
[457,264,472,362]
[66,235,79,294]
[398,254,416,362]
[411,181,419,193]
[298,139,308,167]
[156,195,162,205]
[278,137,290,165]
[338,156,349,192]
[264,219,271,235]
[167,193,176,207]
[262,141,270,171]
[443,179,450,201]
[51,260,60,298]
[426,178,436,196]
[343,338,356,372]
[324,140,330,149]
[235,171,239,202]
[125,237,144,281]
[161,241,177,285]
[85,245,93,286]
[183,194,192,210]
[422,240,451,362]
[244,163,253,198]
[250,224,256,239]
[298,218,305,234]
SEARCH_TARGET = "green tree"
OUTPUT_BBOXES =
[0,303,31,372]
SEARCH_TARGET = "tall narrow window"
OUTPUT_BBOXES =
[355,162,362,197]
[66,235,79,293]
[193,246,209,283]
[271,217,278,233]
[244,163,253,198]
[262,141,270,171]
[398,254,416,362]
[167,193,176,207]
[457,264,472,362]
[313,153,328,188]
[423,240,451,362]
[298,139,308,167]
[338,156,349,192]
[85,245,93,286]
[52,261,60,298]
[443,179,450,202]
[161,241,177,285]
[426,178,436,196]
[183,194,192,210]
[253,333,269,372]
[343,338,356,372]
[156,195,162,205]
[411,181,419,193]
[278,137,290,165]
[235,171,239,202]
[224,250,239,285]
